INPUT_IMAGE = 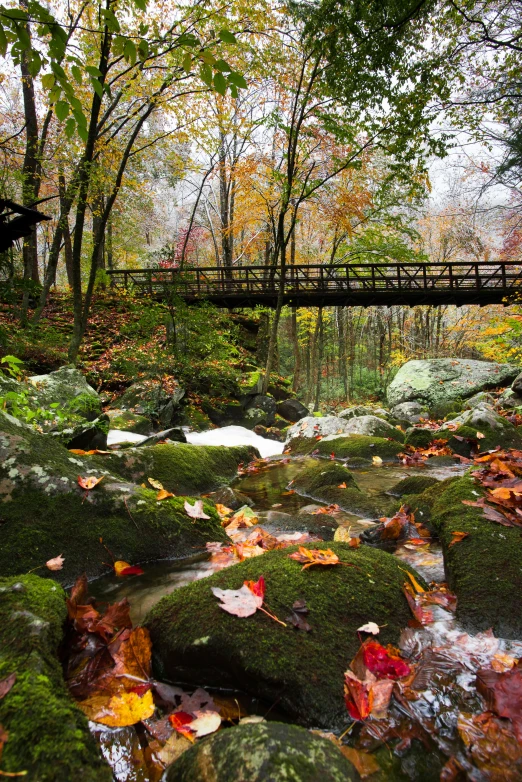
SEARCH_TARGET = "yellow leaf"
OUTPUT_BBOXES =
[157,488,175,500]
[148,477,164,490]
[401,568,425,594]
[372,456,383,466]
[79,689,155,727]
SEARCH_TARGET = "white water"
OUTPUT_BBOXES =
[185,425,285,459]
[107,430,147,446]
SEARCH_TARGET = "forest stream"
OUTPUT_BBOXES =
[85,427,522,781]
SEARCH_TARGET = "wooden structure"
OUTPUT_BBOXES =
[0,199,51,253]
[106,262,522,308]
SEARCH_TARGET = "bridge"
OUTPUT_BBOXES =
[106,261,522,308]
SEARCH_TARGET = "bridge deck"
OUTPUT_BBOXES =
[106,262,522,308]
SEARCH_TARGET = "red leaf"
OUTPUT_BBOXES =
[362,641,411,680]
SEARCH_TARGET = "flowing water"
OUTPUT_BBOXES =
[90,428,522,780]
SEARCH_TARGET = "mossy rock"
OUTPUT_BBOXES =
[388,475,439,498]
[0,412,231,583]
[287,434,403,462]
[430,476,522,638]
[182,404,213,432]
[291,462,359,494]
[261,510,338,540]
[167,722,358,782]
[146,543,424,729]
[107,409,151,434]
[392,477,458,522]
[96,441,257,496]
[438,423,522,456]
[404,428,436,449]
[0,575,111,781]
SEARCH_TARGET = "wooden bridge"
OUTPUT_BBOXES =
[106,262,522,308]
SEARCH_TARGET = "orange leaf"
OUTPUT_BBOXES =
[288,547,340,570]
[78,475,104,490]
[449,531,469,548]
[157,489,175,500]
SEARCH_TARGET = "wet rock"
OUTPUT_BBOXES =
[146,544,424,728]
[276,398,309,422]
[261,510,337,540]
[498,387,522,409]
[512,371,522,394]
[167,722,358,782]
[106,409,151,434]
[137,427,187,446]
[287,433,404,461]
[388,475,439,498]
[210,486,254,510]
[431,476,522,638]
[291,462,359,494]
[0,574,111,781]
[253,425,283,441]
[387,358,520,412]
[58,414,109,450]
[403,427,436,449]
[390,401,429,425]
[0,411,252,582]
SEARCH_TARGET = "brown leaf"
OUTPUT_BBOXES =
[449,531,469,548]
[340,746,381,779]
[0,674,16,700]
[288,546,340,570]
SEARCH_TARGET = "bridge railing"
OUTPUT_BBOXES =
[106,262,522,294]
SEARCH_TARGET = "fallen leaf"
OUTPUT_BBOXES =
[215,504,233,519]
[340,746,381,778]
[287,599,312,632]
[157,732,192,765]
[358,622,380,635]
[189,710,222,737]
[157,489,175,501]
[372,456,383,466]
[148,477,164,490]
[211,583,263,618]
[79,689,155,727]
[114,561,144,576]
[449,531,469,548]
[362,640,411,680]
[288,546,340,570]
[344,670,373,720]
[338,482,347,488]
[78,475,104,490]
[184,499,211,520]
[476,431,485,439]
[45,554,64,571]
[476,665,522,741]
[0,674,16,700]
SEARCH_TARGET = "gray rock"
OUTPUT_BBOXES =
[499,388,522,409]
[116,379,184,425]
[339,414,403,441]
[209,486,254,510]
[445,406,508,431]
[338,405,390,420]
[166,722,358,782]
[29,366,100,417]
[463,391,496,410]
[285,415,353,442]
[513,371,522,394]
[106,409,151,434]
[387,358,520,410]
[276,398,308,422]
[243,394,276,427]
[59,414,109,450]
[390,401,429,424]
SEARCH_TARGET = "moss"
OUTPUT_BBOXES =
[388,475,439,497]
[146,543,424,729]
[404,428,436,449]
[438,422,522,456]
[0,575,111,781]
[291,462,359,494]
[98,442,257,495]
[182,405,213,432]
[431,476,522,637]
[107,409,151,434]
[393,477,457,522]
[315,435,403,461]
[65,391,102,420]
[0,412,230,583]
[167,722,358,782]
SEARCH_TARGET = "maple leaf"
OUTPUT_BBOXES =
[78,475,104,490]
[157,488,175,500]
[449,530,469,547]
[338,482,347,488]
[403,583,434,625]
[215,503,233,519]
[189,710,222,737]
[362,641,411,680]
[79,689,155,727]
[372,456,383,466]
[211,583,263,617]
[184,499,211,520]
[45,554,64,571]
[344,670,373,720]
[114,560,144,576]
[288,546,340,570]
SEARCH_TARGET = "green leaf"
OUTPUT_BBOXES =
[139,23,149,35]
[199,63,213,88]
[65,117,76,138]
[113,35,125,57]
[138,38,148,60]
[49,86,62,104]
[2,8,28,21]
[1,356,23,364]
[214,59,232,73]
[213,71,227,95]
[85,65,102,78]
[124,39,137,64]
[90,78,103,98]
[101,8,121,32]
[51,61,67,79]
[72,108,87,128]
[71,65,82,84]
[54,100,69,121]
[182,52,192,74]
[0,24,7,57]
[177,33,198,47]
[133,0,147,10]
[227,71,247,89]
[229,84,238,99]
[14,24,30,50]
[41,72,55,90]
[77,124,88,142]
[199,50,216,66]
[218,29,237,44]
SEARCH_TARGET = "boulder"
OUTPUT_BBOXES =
[390,401,429,425]
[29,366,101,419]
[431,476,522,638]
[291,462,359,494]
[260,510,338,540]
[463,391,496,410]
[116,378,185,427]
[209,486,254,510]
[339,415,404,442]
[276,398,308,423]
[106,409,151,434]
[290,462,386,517]
[0,411,253,582]
[243,394,277,427]
[387,359,520,412]
[403,427,436,449]
[387,475,439,498]
[0,575,111,781]
[54,414,109,450]
[338,405,390,420]
[438,406,522,454]
[285,415,355,442]
[146,544,424,728]
[167,722,358,782]
[498,387,522,409]
[137,427,187,446]
[512,371,522,394]
[287,433,404,462]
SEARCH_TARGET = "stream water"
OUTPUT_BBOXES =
[89,428,522,780]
